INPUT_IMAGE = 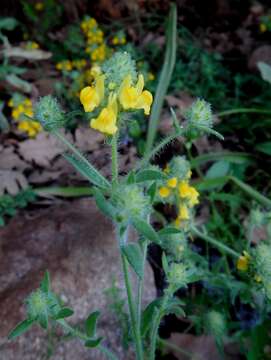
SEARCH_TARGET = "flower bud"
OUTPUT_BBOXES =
[167,262,191,290]
[102,51,137,89]
[26,289,60,323]
[35,95,65,131]
[205,310,226,340]
[168,156,191,180]
[113,184,151,224]
[186,99,213,128]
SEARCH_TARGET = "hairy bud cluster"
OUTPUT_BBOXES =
[26,289,60,324]
[102,51,137,89]
[205,310,226,339]
[186,99,213,128]
[35,95,65,131]
[113,184,151,224]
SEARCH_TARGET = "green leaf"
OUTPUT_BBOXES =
[64,154,110,190]
[132,217,160,244]
[6,74,32,93]
[135,169,166,183]
[163,297,185,317]
[191,151,254,168]
[145,3,177,154]
[126,170,136,184]
[255,142,271,156]
[93,188,115,219]
[147,182,157,203]
[84,337,103,348]
[8,319,34,339]
[158,226,182,236]
[40,271,50,294]
[229,176,271,209]
[258,62,271,84]
[206,161,230,179]
[122,243,144,279]
[38,312,48,330]
[161,252,169,273]
[55,308,74,320]
[0,17,18,31]
[85,311,100,338]
[141,298,161,336]
[195,176,229,191]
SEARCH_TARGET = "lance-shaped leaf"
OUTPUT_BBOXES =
[85,311,101,338]
[122,243,144,279]
[8,319,34,339]
[135,169,166,183]
[132,217,160,244]
[93,188,115,219]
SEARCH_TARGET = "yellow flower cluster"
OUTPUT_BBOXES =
[80,72,153,135]
[237,251,250,272]
[112,35,126,45]
[34,2,44,11]
[8,97,41,138]
[56,59,87,72]
[81,17,107,62]
[159,169,199,227]
[25,41,40,50]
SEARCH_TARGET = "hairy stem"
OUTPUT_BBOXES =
[111,133,119,187]
[57,319,119,360]
[217,108,271,117]
[136,240,148,331]
[121,254,144,360]
[191,225,240,258]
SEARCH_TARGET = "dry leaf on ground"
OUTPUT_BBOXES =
[0,170,28,195]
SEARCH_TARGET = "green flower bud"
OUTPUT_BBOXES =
[186,99,213,128]
[255,243,271,300]
[113,184,151,224]
[205,310,226,340]
[26,289,60,323]
[167,262,191,290]
[35,95,65,131]
[168,156,191,180]
[161,232,187,262]
[102,51,137,89]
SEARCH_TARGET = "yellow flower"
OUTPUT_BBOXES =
[90,93,118,135]
[178,204,189,220]
[260,23,267,33]
[178,181,191,198]
[119,74,153,115]
[167,177,177,188]
[18,120,42,138]
[237,251,250,271]
[34,2,44,11]
[186,170,192,179]
[159,186,171,198]
[80,75,105,112]
[90,64,101,78]
[8,99,14,107]
[187,187,199,207]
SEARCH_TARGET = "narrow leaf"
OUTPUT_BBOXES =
[147,182,157,203]
[255,142,271,156]
[258,62,271,84]
[141,298,162,336]
[122,243,144,279]
[136,169,166,183]
[206,161,230,179]
[145,3,177,154]
[40,270,50,294]
[55,308,74,320]
[8,319,34,339]
[85,337,103,348]
[126,170,136,184]
[93,188,115,219]
[158,226,182,236]
[132,217,160,244]
[64,154,110,190]
[85,311,100,338]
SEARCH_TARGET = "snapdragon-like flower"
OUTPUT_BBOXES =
[80,74,105,112]
[91,93,118,135]
[119,74,153,115]
[79,52,153,136]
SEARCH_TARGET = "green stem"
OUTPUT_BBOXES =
[121,253,144,360]
[57,319,119,360]
[158,338,195,359]
[149,295,168,360]
[53,129,110,189]
[191,225,240,258]
[140,130,183,169]
[111,133,119,187]
[217,108,271,117]
[136,240,148,331]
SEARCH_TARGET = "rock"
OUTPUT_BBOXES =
[0,198,155,359]
[248,45,271,71]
